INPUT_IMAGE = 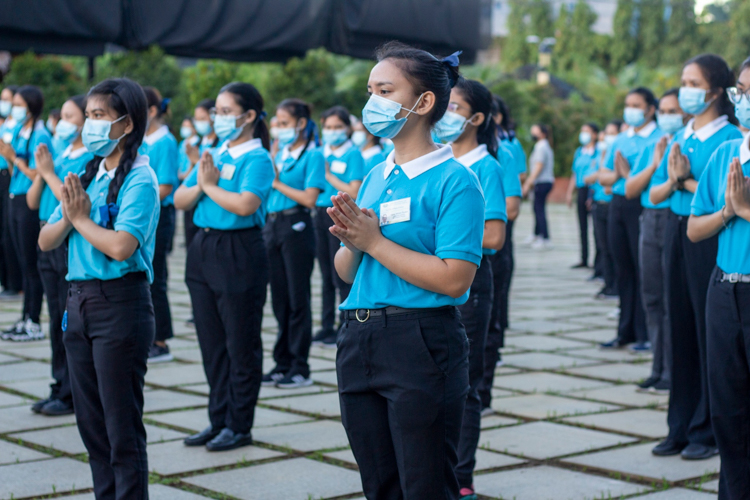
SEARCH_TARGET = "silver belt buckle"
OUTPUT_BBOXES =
[728,273,740,283]
[355,309,370,323]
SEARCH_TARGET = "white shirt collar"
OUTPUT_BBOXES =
[95,154,148,181]
[4,117,16,128]
[201,135,214,146]
[683,115,729,142]
[62,144,88,160]
[627,120,657,138]
[324,140,353,158]
[740,134,750,166]
[143,125,170,145]
[455,144,489,168]
[361,145,382,160]
[281,144,305,162]
[383,144,454,180]
[215,138,262,159]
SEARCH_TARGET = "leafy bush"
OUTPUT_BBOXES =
[4,52,85,114]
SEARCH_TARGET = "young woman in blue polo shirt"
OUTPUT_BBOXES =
[263,98,326,389]
[435,77,507,500]
[0,85,53,340]
[650,53,741,461]
[0,85,22,299]
[328,41,484,499]
[312,106,365,347]
[140,86,179,362]
[567,123,599,268]
[688,57,750,497]
[26,94,93,416]
[38,77,159,500]
[175,82,274,452]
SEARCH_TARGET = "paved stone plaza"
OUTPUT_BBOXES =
[0,204,721,499]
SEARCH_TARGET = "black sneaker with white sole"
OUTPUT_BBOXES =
[1,320,24,341]
[261,371,285,387]
[312,328,336,346]
[276,373,313,389]
[12,319,44,342]
[147,343,173,364]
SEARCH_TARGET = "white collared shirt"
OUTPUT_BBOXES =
[62,144,89,160]
[455,144,489,168]
[383,144,455,180]
[95,154,149,181]
[740,133,750,166]
[361,145,382,160]
[683,115,730,142]
[323,140,353,159]
[627,120,657,139]
[143,125,170,146]
[215,138,262,160]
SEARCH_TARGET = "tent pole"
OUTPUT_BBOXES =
[88,56,95,82]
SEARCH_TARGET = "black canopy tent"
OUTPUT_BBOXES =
[0,0,490,63]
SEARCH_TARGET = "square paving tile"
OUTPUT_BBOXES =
[502,352,599,370]
[573,347,652,363]
[479,421,636,459]
[0,439,52,465]
[492,394,620,419]
[503,320,587,335]
[65,484,211,500]
[148,439,284,475]
[145,363,208,386]
[259,384,334,399]
[561,329,619,343]
[563,409,668,438]
[324,448,356,465]
[253,420,350,452]
[147,406,311,432]
[0,361,51,382]
[143,389,207,413]
[474,449,525,471]
[565,362,653,383]
[697,479,719,492]
[0,457,94,498]
[564,442,721,482]
[1,378,53,399]
[0,390,31,407]
[184,457,363,499]
[474,464,648,500]
[575,384,669,408]
[265,391,341,417]
[504,335,591,351]
[635,489,717,499]
[493,372,613,394]
[313,370,338,386]
[481,414,519,429]
[0,404,76,433]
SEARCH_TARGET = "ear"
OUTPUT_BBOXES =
[148,106,158,120]
[123,116,134,136]
[414,91,436,117]
[296,117,308,132]
[470,112,485,128]
[243,109,257,126]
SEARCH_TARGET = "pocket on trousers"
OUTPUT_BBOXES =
[412,317,449,375]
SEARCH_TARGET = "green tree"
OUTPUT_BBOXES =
[180,59,241,112]
[727,0,750,68]
[554,0,598,71]
[663,0,697,65]
[264,49,337,116]
[5,52,85,115]
[611,0,640,71]
[95,46,182,99]
[638,0,666,67]
[528,0,554,38]
[553,4,575,70]
[502,0,532,69]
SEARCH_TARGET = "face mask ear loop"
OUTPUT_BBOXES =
[404,93,426,117]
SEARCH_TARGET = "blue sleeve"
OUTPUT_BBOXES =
[114,172,160,246]
[603,143,616,172]
[652,147,670,186]
[345,150,365,183]
[502,161,522,198]
[29,131,54,168]
[239,153,275,204]
[691,148,723,216]
[481,163,507,222]
[571,148,582,174]
[178,141,192,175]
[152,140,179,187]
[48,204,62,224]
[512,139,527,174]
[304,150,327,191]
[183,163,199,188]
[631,145,652,176]
[435,169,485,265]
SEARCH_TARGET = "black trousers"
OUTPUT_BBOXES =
[64,274,153,500]
[706,268,750,500]
[499,219,514,331]
[608,195,646,344]
[593,202,615,290]
[576,186,589,265]
[313,206,351,332]
[0,169,20,292]
[183,208,199,250]
[337,307,469,499]
[533,182,553,239]
[456,256,493,489]
[151,205,174,342]
[38,244,71,404]
[186,227,267,434]
[664,213,716,448]
[263,210,315,378]
[9,194,42,322]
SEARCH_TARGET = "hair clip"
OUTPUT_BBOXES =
[160,98,171,113]
[259,110,267,120]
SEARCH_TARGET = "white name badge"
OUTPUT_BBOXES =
[2,132,11,144]
[220,164,236,181]
[379,197,410,226]
[330,160,347,174]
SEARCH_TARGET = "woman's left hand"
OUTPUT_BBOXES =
[728,157,750,218]
[668,143,691,181]
[0,141,15,163]
[199,151,220,187]
[329,192,382,253]
[61,173,91,225]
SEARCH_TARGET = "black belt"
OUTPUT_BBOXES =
[201,226,259,234]
[344,306,453,323]
[268,206,307,219]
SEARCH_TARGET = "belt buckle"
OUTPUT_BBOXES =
[728,273,740,283]
[355,309,370,323]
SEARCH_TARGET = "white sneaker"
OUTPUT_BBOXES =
[12,319,44,342]
[1,320,24,340]
[522,235,539,246]
[607,308,620,320]
[480,407,495,417]
[541,239,553,250]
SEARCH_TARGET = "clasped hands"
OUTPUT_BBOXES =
[327,192,383,255]
[724,158,750,221]
[667,143,692,187]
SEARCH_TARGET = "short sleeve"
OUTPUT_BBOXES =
[30,132,54,169]
[114,171,160,246]
[631,145,652,176]
[502,161,522,198]
[183,164,199,188]
[48,204,63,224]
[480,162,507,222]
[435,170,485,266]
[571,148,581,173]
[304,150,327,191]
[153,141,179,187]
[344,150,365,183]
[239,153,275,204]
[651,146,670,186]
[691,149,722,216]
[603,143,616,172]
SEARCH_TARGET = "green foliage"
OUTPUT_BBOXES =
[264,48,337,115]
[611,0,639,71]
[638,0,666,67]
[4,52,85,115]
[727,0,750,69]
[502,0,533,69]
[662,0,697,65]
[95,46,182,99]
[528,0,554,37]
[554,0,597,72]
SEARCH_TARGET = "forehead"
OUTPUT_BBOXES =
[61,100,80,115]
[12,94,26,105]
[215,92,240,109]
[275,108,293,121]
[449,88,468,105]
[682,63,705,82]
[659,95,679,108]
[626,93,646,106]
[323,114,345,126]
[86,95,114,112]
[605,124,619,134]
[369,59,411,88]
[738,68,750,86]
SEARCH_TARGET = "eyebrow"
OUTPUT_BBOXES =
[372,81,393,86]
[87,107,106,114]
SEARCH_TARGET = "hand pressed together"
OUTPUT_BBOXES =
[34,144,55,177]
[198,151,220,188]
[327,192,382,254]
[61,173,91,225]
[726,157,750,219]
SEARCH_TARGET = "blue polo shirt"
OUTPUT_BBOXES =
[268,144,326,213]
[572,146,598,188]
[0,118,20,170]
[183,138,274,230]
[47,155,160,282]
[504,136,527,175]
[586,154,611,203]
[603,121,663,197]
[362,145,387,173]
[631,142,671,210]
[139,125,179,207]
[456,144,507,256]
[692,138,750,274]
[10,121,53,195]
[177,136,200,176]
[653,116,742,216]
[316,141,365,207]
[39,145,93,222]
[340,145,485,310]
[51,135,69,158]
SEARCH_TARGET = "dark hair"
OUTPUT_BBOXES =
[534,123,553,147]
[67,95,87,117]
[627,87,658,122]
[607,119,624,130]
[455,78,498,158]
[219,82,270,151]
[685,53,737,125]
[4,85,18,96]
[16,85,44,123]
[321,106,351,128]
[143,86,170,118]
[492,94,516,135]
[48,109,61,121]
[79,78,148,207]
[583,122,600,136]
[277,98,317,163]
[374,41,460,125]
[661,88,679,100]
[196,98,215,113]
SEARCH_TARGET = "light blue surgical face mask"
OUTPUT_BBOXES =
[11,106,27,124]
[179,126,193,139]
[351,130,367,147]
[596,141,607,152]
[82,115,126,157]
[623,107,646,128]
[657,113,685,135]
[0,101,11,118]
[579,131,592,146]
[213,114,246,141]
[194,120,212,136]
[46,118,56,134]
[276,127,298,148]
[55,119,80,143]
[735,96,750,129]
[362,93,424,139]
[434,111,470,143]
[322,129,348,147]
[605,135,617,146]
[679,87,715,115]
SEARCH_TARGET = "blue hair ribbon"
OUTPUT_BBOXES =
[160,98,171,113]
[259,110,267,120]
[98,203,120,229]
[441,51,462,68]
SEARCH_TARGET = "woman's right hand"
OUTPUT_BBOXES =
[34,144,54,177]
[186,143,200,166]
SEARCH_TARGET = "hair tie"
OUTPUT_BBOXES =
[160,98,171,113]
[441,51,462,68]
[259,110,267,120]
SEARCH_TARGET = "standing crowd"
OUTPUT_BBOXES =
[0,41,747,500]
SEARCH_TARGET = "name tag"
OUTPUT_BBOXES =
[379,197,410,226]
[330,160,347,174]
[2,132,11,144]
[220,164,236,181]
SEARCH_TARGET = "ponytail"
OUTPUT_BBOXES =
[454,78,498,158]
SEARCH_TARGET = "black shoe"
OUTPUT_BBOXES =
[31,397,52,414]
[148,343,173,364]
[1,320,24,340]
[652,439,686,456]
[319,332,338,349]
[0,290,21,301]
[636,376,660,393]
[312,328,335,344]
[599,338,625,350]
[205,428,253,452]
[681,443,719,460]
[571,263,588,269]
[261,370,286,387]
[596,288,619,300]
[650,379,670,395]
[40,399,74,416]
[276,372,314,389]
[184,426,223,447]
